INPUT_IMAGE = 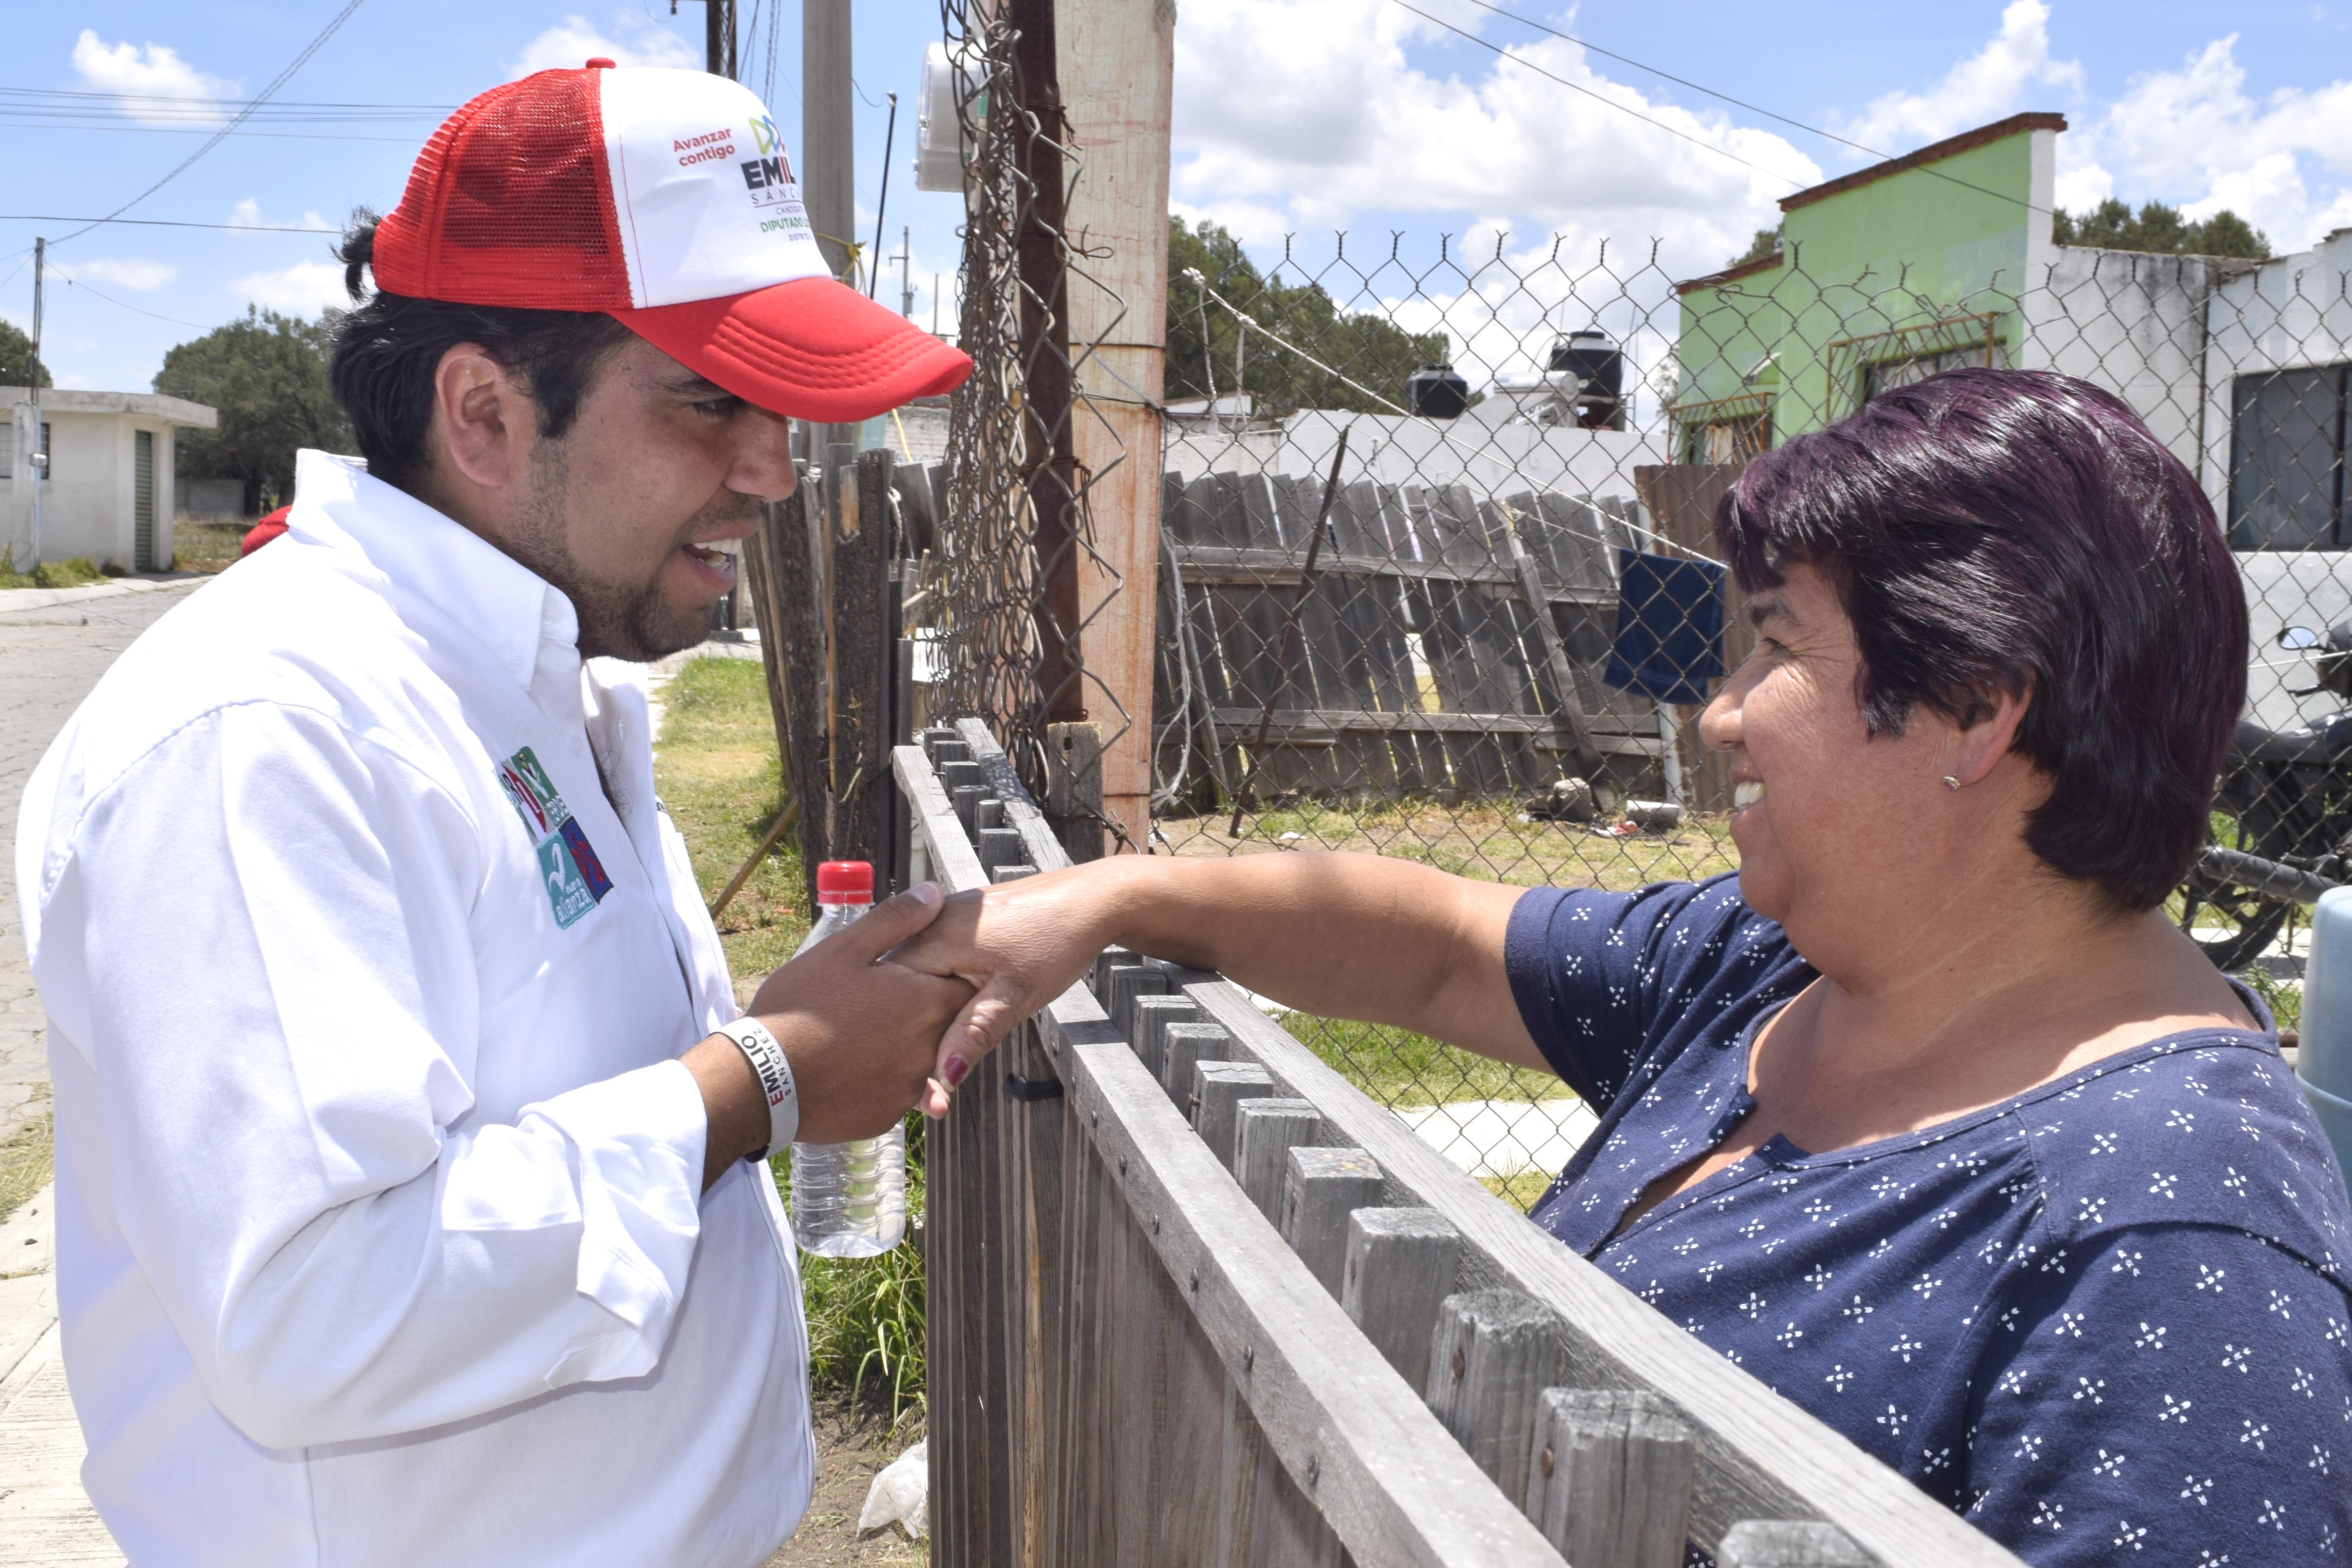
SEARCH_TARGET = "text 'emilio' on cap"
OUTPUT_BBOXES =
[371,60,971,423]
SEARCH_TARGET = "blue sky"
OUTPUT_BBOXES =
[4,2,2345,393]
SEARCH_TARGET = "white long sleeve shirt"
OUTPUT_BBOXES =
[15,450,813,1566]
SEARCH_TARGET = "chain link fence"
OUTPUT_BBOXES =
[921,1,1137,835]
[918,80,2352,1206]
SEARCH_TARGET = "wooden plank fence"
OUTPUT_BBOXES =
[905,719,2022,1568]
[1155,471,1675,805]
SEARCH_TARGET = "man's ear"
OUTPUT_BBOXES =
[430,344,528,492]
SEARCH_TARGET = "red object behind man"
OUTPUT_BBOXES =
[239,506,292,558]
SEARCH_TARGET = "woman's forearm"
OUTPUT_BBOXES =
[1084,851,1540,1066]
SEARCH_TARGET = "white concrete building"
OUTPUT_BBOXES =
[4,389,217,573]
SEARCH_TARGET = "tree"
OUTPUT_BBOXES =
[1726,226,1782,269]
[1164,217,1450,417]
[2053,198,2271,260]
[0,319,51,388]
[153,306,352,515]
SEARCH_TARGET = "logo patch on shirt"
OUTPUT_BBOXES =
[497,745,612,929]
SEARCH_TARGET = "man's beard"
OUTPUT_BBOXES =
[505,448,739,663]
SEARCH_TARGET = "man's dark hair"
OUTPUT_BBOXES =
[328,209,636,493]
[1714,366,2247,914]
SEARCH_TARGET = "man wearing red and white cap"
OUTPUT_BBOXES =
[16,63,972,1565]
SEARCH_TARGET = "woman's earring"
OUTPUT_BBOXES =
[1942,775,1962,791]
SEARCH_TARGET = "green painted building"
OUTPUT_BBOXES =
[1670,112,2063,463]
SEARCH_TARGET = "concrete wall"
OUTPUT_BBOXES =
[2019,247,2232,474]
[4,389,211,570]
[1166,408,1667,504]
[4,409,178,570]
[2199,228,2352,512]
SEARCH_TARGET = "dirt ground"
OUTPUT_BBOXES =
[762,1400,928,1567]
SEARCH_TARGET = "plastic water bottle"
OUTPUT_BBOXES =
[787,861,909,1257]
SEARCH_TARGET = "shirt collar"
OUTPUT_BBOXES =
[285,449,580,693]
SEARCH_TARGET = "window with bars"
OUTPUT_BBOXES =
[2229,364,2351,550]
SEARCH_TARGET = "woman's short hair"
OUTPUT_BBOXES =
[327,209,635,495]
[1714,366,2246,913]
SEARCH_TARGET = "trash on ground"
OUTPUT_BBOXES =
[857,1439,928,1540]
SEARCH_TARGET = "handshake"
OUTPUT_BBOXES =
[725,861,1146,1145]
[703,851,1536,1156]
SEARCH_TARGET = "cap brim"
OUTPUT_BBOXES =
[612,276,972,423]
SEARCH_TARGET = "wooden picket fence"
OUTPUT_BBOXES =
[901,719,2020,1568]
[1154,471,1679,805]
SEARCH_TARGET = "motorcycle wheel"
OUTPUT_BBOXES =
[2176,864,2293,972]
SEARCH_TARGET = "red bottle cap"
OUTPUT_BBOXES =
[816,860,875,903]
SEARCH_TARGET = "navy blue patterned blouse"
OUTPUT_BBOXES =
[1505,873,2352,1565]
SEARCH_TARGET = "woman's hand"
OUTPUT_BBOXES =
[886,860,1143,1091]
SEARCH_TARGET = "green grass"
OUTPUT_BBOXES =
[172,522,249,574]
[1284,1013,1569,1108]
[0,1111,54,1232]
[655,656,812,977]
[0,556,119,591]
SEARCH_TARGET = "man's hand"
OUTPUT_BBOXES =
[686,883,975,1185]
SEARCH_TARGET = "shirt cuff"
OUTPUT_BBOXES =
[519,1058,709,1375]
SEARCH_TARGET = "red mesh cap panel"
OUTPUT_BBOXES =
[373,69,631,310]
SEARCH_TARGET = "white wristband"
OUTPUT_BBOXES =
[715,1017,798,1160]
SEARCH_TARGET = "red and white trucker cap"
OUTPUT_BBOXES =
[371,61,970,422]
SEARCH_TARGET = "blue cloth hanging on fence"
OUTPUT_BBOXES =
[1601,548,1727,706]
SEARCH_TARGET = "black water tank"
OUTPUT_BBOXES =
[1407,363,1470,419]
[1547,330,1623,399]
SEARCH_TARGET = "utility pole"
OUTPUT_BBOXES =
[670,0,736,79]
[894,226,914,318]
[802,0,858,459]
[1058,0,1176,853]
[25,237,46,571]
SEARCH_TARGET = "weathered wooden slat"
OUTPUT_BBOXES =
[975,825,1025,875]
[1131,993,1201,1079]
[1161,1019,1232,1109]
[1203,707,1668,758]
[1426,1290,1566,1506]
[1106,962,1172,1043]
[1524,1387,1697,1568]
[1342,1207,1461,1393]
[1717,1522,1873,1567]
[1193,1060,1278,1167]
[1235,1099,1323,1222]
[1030,997,1571,1567]
[1279,1146,1384,1298]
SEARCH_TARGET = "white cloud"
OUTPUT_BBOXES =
[228,262,351,317]
[510,13,699,79]
[70,30,238,125]
[54,259,177,292]
[2072,34,2352,251]
[2054,160,2114,212]
[227,198,335,236]
[1838,0,2082,154]
[1167,0,1818,274]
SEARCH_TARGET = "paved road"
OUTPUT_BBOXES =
[1,579,205,1144]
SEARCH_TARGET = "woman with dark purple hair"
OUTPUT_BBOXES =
[899,368,2352,1563]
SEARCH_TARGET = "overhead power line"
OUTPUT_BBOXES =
[0,214,342,234]
[54,0,371,248]
[55,274,219,331]
[1424,0,2050,217]
[1387,0,1813,194]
